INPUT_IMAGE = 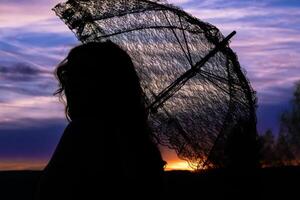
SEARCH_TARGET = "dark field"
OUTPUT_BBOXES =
[0,167,299,199]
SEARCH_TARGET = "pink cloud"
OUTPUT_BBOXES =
[0,96,65,124]
[0,0,64,29]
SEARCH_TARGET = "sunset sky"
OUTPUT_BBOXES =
[0,0,299,170]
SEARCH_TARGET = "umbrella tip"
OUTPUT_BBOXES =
[230,30,237,37]
[225,31,237,42]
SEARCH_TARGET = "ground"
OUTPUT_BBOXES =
[0,167,299,199]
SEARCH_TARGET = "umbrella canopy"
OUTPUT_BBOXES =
[53,0,257,169]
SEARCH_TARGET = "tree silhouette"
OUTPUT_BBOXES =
[275,132,295,166]
[259,129,277,167]
[280,81,300,161]
[259,130,296,167]
[221,120,260,169]
[259,82,300,167]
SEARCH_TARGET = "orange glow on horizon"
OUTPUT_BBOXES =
[0,160,47,171]
[164,160,193,171]
[161,146,194,171]
[0,159,193,171]
[0,148,194,171]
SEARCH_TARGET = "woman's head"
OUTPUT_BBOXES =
[55,41,145,121]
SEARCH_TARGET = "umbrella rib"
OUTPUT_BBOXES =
[96,25,188,39]
[202,57,237,168]
[148,87,196,149]
[162,10,193,68]
[202,61,236,169]
[91,7,168,21]
[199,73,250,109]
[198,69,241,88]
[161,109,203,161]
[179,15,193,67]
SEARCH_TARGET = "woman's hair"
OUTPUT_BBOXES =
[54,41,146,122]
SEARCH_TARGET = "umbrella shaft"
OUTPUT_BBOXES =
[148,31,236,113]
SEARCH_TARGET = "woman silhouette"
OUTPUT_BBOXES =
[36,42,165,199]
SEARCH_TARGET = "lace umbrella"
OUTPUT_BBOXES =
[53,0,257,169]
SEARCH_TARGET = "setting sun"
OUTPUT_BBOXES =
[165,160,193,171]
[161,147,194,171]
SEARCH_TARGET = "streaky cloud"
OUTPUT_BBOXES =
[183,2,300,106]
[0,96,65,123]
